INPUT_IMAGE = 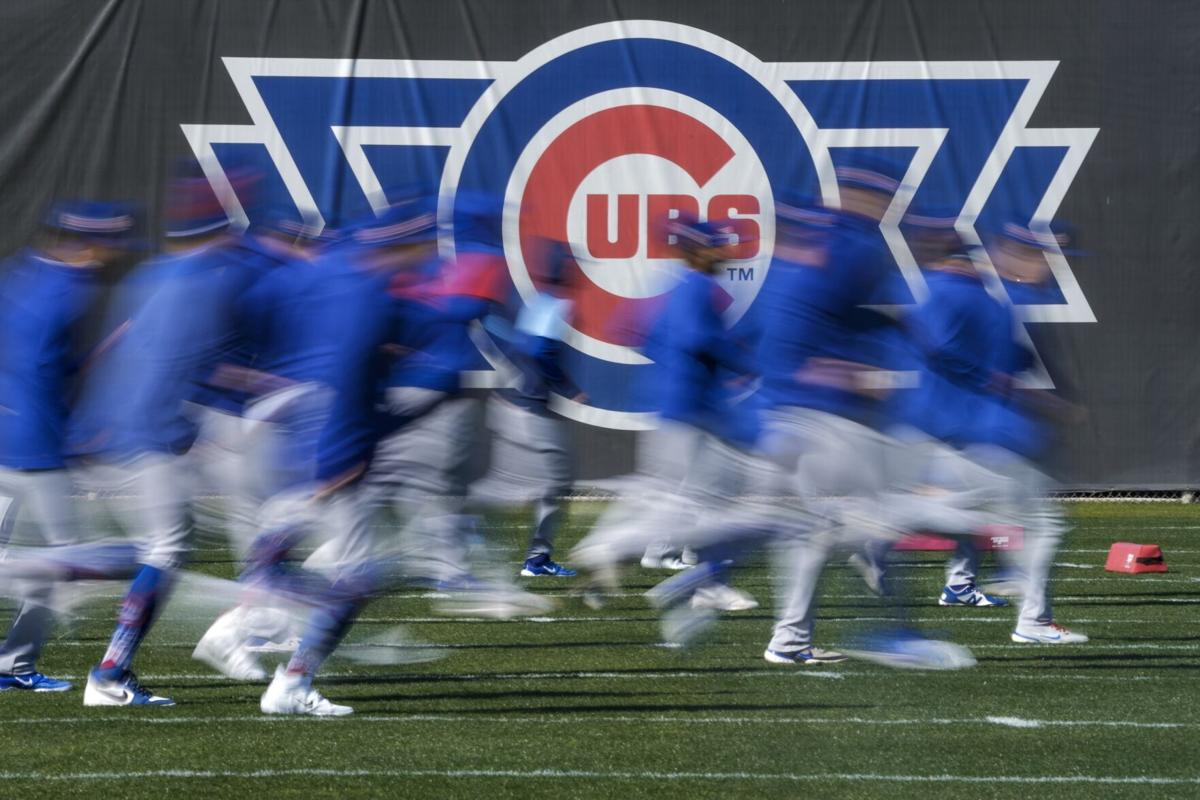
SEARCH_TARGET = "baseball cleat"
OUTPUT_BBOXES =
[763,647,846,665]
[260,665,352,716]
[690,583,759,612]
[844,630,977,670]
[1011,622,1089,644]
[938,583,1009,608]
[0,672,73,692]
[83,669,175,706]
[520,555,577,577]
[193,614,268,681]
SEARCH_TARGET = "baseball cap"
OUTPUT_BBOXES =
[350,195,439,247]
[43,200,137,241]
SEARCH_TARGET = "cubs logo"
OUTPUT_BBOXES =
[183,21,1097,429]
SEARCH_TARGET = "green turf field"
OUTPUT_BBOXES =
[1,502,1198,799]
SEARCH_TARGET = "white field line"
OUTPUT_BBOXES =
[887,575,1194,583]
[1061,546,1200,552]
[1071,527,1200,532]
[35,669,1180,684]
[52,610,1200,643]
[347,614,1196,625]
[2,714,1192,730]
[970,642,1200,651]
[0,767,1196,785]
[1057,596,1200,603]
[45,669,849,682]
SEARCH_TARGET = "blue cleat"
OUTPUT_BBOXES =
[83,668,175,707]
[0,672,73,692]
[520,555,577,577]
[938,583,1009,607]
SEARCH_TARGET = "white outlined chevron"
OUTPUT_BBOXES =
[778,60,1098,324]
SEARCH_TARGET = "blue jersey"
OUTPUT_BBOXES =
[494,292,580,412]
[974,279,1046,460]
[70,240,272,459]
[893,269,1010,444]
[896,270,1048,459]
[644,267,753,439]
[386,249,506,394]
[189,235,284,414]
[237,249,336,386]
[757,212,897,427]
[0,251,98,469]
[310,254,405,483]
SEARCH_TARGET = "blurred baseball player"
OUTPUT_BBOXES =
[0,166,279,705]
[572,214,761,623]
[0,201,133,692]
[754,164,974,670]
[472,238,581,577]
[981,221,1088,644]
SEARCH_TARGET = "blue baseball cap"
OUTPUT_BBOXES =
[43,200,137,241]
[350,196,439,247]
[905,209,975,262]
[996,219,1075,253]
[665,214,742,253]
[775,191,836,229]
[834,153,904,194]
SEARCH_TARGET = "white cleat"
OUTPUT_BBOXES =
[690,584,759,612]
[260,666,353,716]
[1011,622,1089,644]
[193,611,268,681]
[83,669,175,707]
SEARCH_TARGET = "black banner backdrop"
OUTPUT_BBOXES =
[1,0,1196,488]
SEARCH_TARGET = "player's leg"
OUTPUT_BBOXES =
[85,454,192,707]
[757,409,854,664]
[374,396,477,587]
[260,484,379,716]
[190,405,262,562]
[763,522,845,664]
[515,406,576,577]
[0,469,80,691]
[986,451,1087,644]
[646,438,769,619]
[882,437,1009,608]
[573,422,704,571]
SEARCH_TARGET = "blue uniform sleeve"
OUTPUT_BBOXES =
[918,288,995,393]
[526,335,582,399]
[440,294,493,323]
[671,274,753,376]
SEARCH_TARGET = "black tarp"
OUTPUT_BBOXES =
[2,1,1196,487]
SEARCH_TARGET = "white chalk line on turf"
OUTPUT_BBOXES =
[36,669,1171,685]
[0,767,1196,785]
[5,714,1193,730]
